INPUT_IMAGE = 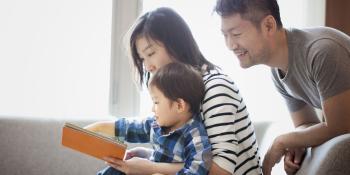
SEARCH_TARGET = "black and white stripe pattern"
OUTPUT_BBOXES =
[201,69,262,174]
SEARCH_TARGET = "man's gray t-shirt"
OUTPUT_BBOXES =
[272,27,350,112]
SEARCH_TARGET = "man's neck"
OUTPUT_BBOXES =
[269,28,289,73]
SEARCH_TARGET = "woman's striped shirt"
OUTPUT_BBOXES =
[201,69,262,175]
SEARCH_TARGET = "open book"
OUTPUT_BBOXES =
[61,122,127,160]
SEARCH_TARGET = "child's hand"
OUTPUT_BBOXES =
[125,147,153,160]
[104,156,155,174]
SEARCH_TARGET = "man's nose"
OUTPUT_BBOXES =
[226,36,238,50]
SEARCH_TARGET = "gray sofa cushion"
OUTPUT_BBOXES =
[297,133,350,175]
[0,117,105,175]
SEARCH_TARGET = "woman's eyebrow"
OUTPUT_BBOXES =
[142,44,153,52]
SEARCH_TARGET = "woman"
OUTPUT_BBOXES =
[89,7,261,175]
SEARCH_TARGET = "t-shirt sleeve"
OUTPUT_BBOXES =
[309,38,350,101]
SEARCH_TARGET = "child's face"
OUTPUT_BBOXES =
[148,85,183,130]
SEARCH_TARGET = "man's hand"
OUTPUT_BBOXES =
[104,157,154,175]
[283,148,305,175]
[262,136,287,175]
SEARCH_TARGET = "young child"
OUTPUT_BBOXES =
[86,62,212,175]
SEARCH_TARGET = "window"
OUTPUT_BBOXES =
[0,0,112,119]
[140,0,325,121]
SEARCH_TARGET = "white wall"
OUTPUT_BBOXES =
[0,0,112,119]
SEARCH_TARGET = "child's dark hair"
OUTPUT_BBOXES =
[214,0,283,29]
[149,62,205,114]
[128,7,217,87]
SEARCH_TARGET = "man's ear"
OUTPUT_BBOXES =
[261,15,277,35]
[175,98,187,113]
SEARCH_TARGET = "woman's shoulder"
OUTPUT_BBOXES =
[202,69,235,86]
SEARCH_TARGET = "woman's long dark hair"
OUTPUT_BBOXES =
[127,7,217,87]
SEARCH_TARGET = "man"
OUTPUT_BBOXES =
[214,0,350,174]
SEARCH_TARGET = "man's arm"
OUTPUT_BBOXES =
[278,89,350,148]
[263,90,350,175]
[289,104,320,129]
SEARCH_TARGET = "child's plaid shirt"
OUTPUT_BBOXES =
[115,113,212,175]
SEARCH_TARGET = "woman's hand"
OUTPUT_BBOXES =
[104,157,155,175]
[283,148,306,175]
[83,121,115,136]
[125,147,153,160]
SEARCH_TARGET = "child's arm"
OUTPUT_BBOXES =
[84,121,115,136]
[85,117,154,143]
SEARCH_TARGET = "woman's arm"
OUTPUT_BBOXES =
[104,157,183,175]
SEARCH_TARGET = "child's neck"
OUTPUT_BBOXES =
[163,111,193,135]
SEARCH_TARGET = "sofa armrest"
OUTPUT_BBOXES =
[297,133,350,175]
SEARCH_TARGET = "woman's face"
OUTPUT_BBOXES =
[136,36,173,74]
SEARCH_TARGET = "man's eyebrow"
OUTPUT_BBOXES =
[222,26,238,34]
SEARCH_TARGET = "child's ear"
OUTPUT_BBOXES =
[175,98,187,113]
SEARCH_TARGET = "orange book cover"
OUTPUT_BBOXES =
[61,122,127,160]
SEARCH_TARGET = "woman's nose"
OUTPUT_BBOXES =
[146,65,156,73]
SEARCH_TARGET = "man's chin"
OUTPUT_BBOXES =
[239,62,253,69]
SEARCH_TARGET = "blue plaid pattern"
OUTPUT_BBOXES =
[115,113,212,175]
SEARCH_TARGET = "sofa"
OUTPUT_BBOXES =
[0,116,349,175]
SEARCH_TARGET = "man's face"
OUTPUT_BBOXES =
[221,14,270,68]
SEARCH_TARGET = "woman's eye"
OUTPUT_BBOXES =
[147,52,155,57]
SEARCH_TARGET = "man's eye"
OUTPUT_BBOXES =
[232,33,241,37]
